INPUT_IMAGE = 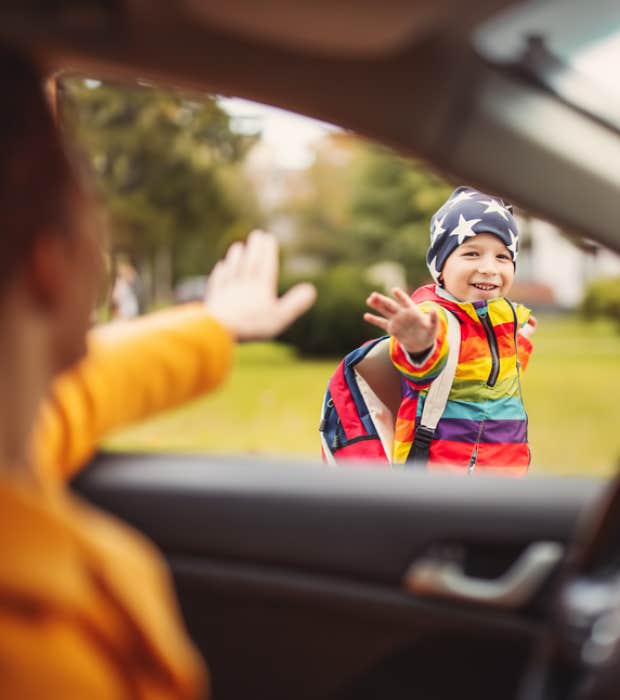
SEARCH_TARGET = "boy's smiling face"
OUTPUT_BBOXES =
[440,232,515,302]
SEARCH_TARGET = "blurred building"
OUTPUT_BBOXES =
[514,216,620,310]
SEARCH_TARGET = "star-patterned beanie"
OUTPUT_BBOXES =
[426,186,519,284]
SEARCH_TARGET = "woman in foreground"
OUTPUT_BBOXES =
[0,44,315,698]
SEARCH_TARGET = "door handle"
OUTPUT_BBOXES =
[403,541,564,608]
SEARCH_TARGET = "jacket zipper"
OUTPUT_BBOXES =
[467,420,485,474]
[467,446,478,474]
[479,310,499,387]
[468,305,498,471]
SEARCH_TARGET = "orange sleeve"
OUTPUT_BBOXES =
[30,304,234,483]
[0,476,207,700]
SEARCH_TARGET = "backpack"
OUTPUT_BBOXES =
[320,311,461,466]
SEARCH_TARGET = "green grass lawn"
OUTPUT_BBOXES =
[522,316,620,477]
[105,315,620,478]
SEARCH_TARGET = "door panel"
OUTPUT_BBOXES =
[73,453,604,699]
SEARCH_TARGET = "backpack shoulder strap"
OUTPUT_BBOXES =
[408,310,461,465]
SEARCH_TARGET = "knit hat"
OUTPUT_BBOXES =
[426,186,519,283]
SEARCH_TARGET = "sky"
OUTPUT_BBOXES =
[217,97,339,170]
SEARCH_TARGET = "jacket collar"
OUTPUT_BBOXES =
[411,284,510,323]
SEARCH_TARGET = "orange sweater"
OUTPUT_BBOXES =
[0,305,234,699]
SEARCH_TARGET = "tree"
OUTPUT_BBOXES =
[345,144,452,287]
[581,276,620,330]
[278,137,453,355]
[59,77,260,302]
[282,135,451,289]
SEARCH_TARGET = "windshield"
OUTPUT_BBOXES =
[569,28,620,100]
[474,0,620,132]
[58,74,620,479]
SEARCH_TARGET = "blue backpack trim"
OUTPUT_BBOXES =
[320,336,391,459]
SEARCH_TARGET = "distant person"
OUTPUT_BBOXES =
[111,260,140,319]
[0,43,315,698]
[322,186,536,474]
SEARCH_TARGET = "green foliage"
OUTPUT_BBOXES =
[279,264,382,357]
[59,79,452,313]
[276,144,453,356]
[345,147,452,287]
[59,77,260,298]
[284,139,451,287]
[581,276,620,329]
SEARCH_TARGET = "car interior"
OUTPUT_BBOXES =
[2,1,620,698]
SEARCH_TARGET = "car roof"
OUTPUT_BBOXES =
[2,0,619,251]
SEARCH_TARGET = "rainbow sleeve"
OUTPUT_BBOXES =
[389,303,449,389]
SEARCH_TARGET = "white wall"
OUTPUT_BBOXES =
[525,219,620,308]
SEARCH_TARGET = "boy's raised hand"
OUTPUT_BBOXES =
[364,288,438,355]
[519,314,537,341]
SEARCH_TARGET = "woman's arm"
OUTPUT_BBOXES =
[31,230,316,483]
[31,305,234,482]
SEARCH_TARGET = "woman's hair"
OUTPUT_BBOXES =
[0,43,79,288]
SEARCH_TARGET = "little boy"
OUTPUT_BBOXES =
[363,186,536,474]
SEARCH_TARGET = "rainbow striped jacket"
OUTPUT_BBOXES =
[391,284,533,474]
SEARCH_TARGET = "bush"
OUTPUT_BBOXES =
[279,264,383,357]
[581,276,620,328]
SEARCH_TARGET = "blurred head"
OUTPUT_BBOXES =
[426,186,519,300]
[0,44,104,374]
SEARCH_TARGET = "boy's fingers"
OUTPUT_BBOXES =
[367,291,394,307]
[366,292,399,316]
[518,314,537,340]
[519,325,535,340]
[392,288,413,307]
[363,312,389,331]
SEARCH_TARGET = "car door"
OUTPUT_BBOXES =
[73,454,603,700]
